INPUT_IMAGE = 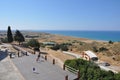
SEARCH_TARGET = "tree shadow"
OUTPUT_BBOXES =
[40,52,48,54]
[0,51,8,61]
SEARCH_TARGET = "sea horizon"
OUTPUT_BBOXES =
[31,30,120,42]
[0,30,120,42]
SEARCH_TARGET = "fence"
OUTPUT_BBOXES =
[42,54,80,80]
[64,65,79,74]
[12,45,80,80]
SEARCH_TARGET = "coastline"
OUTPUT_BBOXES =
[20,30,107,43]
[0,30,120,72]
[0,30,119,42]
[31,30,120,42]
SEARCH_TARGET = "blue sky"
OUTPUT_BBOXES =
[0,0,120,30]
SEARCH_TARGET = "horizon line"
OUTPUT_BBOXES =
[1,29,120,31]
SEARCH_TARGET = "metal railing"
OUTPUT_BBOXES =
[65,65,79,74]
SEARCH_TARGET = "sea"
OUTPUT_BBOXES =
[1,30,120,41]
[31,30,120,42]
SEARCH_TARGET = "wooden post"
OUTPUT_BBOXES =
[18,51,20,57]
[77,70,80,79]
[45,55,47,60]
[34,50,35,54]
[63,64,65,70]
[53,59,55,65]
[25,52,27,56]
[65,75,68,80]
[10,53,12,58]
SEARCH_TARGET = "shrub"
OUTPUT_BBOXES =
[60,45,68,51]
[1,38,8,43]
[27,39,40,48]
[34,47,40,51]
[62,43,72,46]
[109,40,113,44]
[99,47,108,52]
[64,59,120,80]
[40,43,45,48]
[51,44,60,50]
[93,46,98,52]
[22,42,29,48]
[51,43,69,51]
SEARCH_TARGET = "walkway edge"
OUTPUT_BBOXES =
[8,57,26,80]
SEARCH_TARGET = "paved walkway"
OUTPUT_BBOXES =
[11,46,76,80]
[0,51,25,80]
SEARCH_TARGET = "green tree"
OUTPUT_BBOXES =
[27,39,40,54]
[7,26,13,43]
[60,44,68,51]
[14,30,25,45]
[114,72,120,80]
[51,44,60,50]
[64,59,120,80]
[27,39,40,48]
[109,40,113,44]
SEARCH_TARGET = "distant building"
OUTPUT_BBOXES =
[42,42,56,46]
[25,35,39,38]
[82,50,98,61]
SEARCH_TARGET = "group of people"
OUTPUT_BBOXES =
[18,51,28,57]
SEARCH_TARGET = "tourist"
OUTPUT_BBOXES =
[25,52,27,56]
[36,52,40,62]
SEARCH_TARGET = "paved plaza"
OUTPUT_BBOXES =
[0,44,77,80]
[0,51,25,80]
[12,52,76,80]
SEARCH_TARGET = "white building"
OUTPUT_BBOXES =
[82,50,98,61]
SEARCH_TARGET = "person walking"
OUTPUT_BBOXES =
[36,52,41,62]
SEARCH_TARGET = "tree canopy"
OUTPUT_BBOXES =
[64,59,120,80]
[51,43,69,51]
[14,30,25,44]
[27,39,40,52]
[27,39,40,48]
[7,26,13,43]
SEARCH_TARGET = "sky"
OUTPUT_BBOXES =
[0,0,120,31]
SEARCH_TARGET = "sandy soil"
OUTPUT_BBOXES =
[45,49,75,62]
[1,31,120,69]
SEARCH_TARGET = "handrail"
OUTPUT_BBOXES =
[65,65,79,74]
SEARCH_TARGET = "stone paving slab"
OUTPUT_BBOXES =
[12,53,76,80]
[0,53,25,80]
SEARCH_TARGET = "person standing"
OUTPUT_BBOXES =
[25,52,28,56]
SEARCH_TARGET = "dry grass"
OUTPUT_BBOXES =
[10,31,120,67]
[45,49,75,62]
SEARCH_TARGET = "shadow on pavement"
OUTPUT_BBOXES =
[33,72,39,74]
[0,51,8,61]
